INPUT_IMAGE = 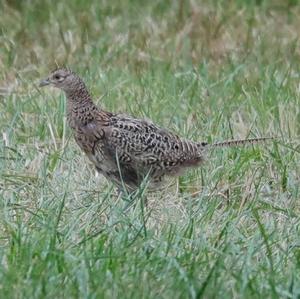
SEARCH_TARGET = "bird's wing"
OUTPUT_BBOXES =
[103,115,205,171]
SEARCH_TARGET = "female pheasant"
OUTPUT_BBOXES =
[39,68,271,192]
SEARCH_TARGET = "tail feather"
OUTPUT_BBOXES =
[210,137,274,148]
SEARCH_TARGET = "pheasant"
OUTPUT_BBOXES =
[39,68,271,192]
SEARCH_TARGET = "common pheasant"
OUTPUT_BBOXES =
[39,68,271,192]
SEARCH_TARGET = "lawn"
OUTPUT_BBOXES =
[0,0,300,298]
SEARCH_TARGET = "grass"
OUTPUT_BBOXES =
[0,0,300,298]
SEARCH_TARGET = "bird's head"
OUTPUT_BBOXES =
[39,68,82,93]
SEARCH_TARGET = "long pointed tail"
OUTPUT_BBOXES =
[210,137,274,148]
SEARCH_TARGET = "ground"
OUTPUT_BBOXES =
[0,0,300,298]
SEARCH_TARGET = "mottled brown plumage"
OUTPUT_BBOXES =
[39,68,271,192]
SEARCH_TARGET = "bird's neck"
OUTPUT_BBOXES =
[66,94,94,113]
[65,81,94,123]
[65,85,109,129]
[64,80,92,103]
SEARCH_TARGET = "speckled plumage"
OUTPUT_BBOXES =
[40,68,271,192]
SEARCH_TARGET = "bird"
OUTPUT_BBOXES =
[39,68,272,193]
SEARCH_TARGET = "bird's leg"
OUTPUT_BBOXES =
[116,187,137,211]
[119,187,149,212]
[116,187,124,198]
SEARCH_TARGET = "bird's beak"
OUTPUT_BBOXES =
[39,78,50,87]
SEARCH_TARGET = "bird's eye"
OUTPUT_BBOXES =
[54,75,60,80]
